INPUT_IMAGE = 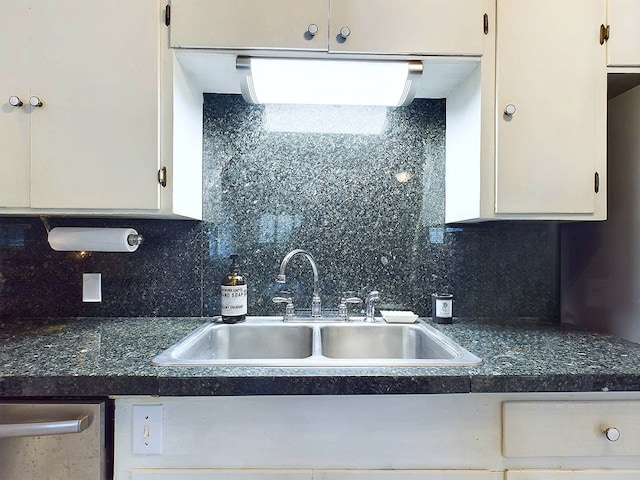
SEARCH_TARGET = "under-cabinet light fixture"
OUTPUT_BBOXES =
[237,57,423,107]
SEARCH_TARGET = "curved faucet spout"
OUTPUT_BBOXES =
[276,249,322,317]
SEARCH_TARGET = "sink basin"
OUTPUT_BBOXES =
[151,316,482,367]
[320,324,458,360]
[152,322,313,364]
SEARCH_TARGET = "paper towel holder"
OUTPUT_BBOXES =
[41,216,144,251]
[41,216,52,233]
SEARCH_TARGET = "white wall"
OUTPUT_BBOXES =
[561,84,640,343]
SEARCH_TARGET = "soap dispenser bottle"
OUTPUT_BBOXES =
[220,254,247,324]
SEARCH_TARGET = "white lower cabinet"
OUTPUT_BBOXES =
[131,470,501,479]
[131,470,312,479]
[114,393,640,480]
[506,471,640,479]
[114,394,499,478]
[315,472,502,479]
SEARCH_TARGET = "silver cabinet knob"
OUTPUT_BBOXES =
[603,427,621,442]
[307,23,319,36]
[504,104,516,116]
[339,26,351,39]
[9,96,23,107]
[29,96,43,107]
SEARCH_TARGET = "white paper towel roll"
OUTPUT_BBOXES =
[48,227,141,252]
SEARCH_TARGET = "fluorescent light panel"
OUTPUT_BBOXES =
[237,57,422,107]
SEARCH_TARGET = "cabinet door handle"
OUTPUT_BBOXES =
[504,104,516,116]
[339,26,351,40]
[600,24,610,45]
[9,96,24,107]
[307,23,319,37]
[158,166,167,187]
[603,426,620,442]
[29,96,43,107]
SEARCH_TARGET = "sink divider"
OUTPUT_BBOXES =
[310,325,324,358]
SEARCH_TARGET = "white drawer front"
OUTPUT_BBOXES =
[506,470,640,479]
[503,401,640,457]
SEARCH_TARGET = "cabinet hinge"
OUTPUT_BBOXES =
[158,166,167,187]
[164,4,171,26]
[599,24,610,45]
[483,13,489,35]
[594,171,600,193]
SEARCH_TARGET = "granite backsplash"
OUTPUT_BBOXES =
[0,95,559,320]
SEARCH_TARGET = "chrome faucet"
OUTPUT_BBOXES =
[364,290,380,322]
[276,249,322,317]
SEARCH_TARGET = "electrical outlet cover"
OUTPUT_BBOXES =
[82,273,102,302]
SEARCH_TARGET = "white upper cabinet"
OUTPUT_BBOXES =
[0,0,202,218]
[328,0,484,55]
[606,0,640,66]
[169,0,485,56]
[170,0,329,51]
[27,0,160,211]
[446,0,607,222]
[494,0,607,217]
[0,1,30,208]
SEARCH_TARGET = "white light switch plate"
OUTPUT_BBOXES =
[132,404,163,455]
[82,273,102,302]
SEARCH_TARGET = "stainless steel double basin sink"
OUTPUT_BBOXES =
[151,316,482,367]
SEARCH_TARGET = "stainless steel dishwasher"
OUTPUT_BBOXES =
[0,400,107,480]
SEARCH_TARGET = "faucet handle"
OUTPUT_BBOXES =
[337,294,362,321]
[341,296,362,304]
[272,292,295,321]
[340,290,361,303]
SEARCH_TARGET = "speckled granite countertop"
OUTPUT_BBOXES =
[1,316,640,397]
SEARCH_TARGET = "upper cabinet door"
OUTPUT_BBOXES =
[28,0,161,210]
[0,0,30,208]
[169,0,483,55]
[607,0,640,66]
[170,0,329,51]
[495,0,606,215]
[328,0,485,55]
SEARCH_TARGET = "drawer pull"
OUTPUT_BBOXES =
[603,426,621,442]
[0,415,89,438]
